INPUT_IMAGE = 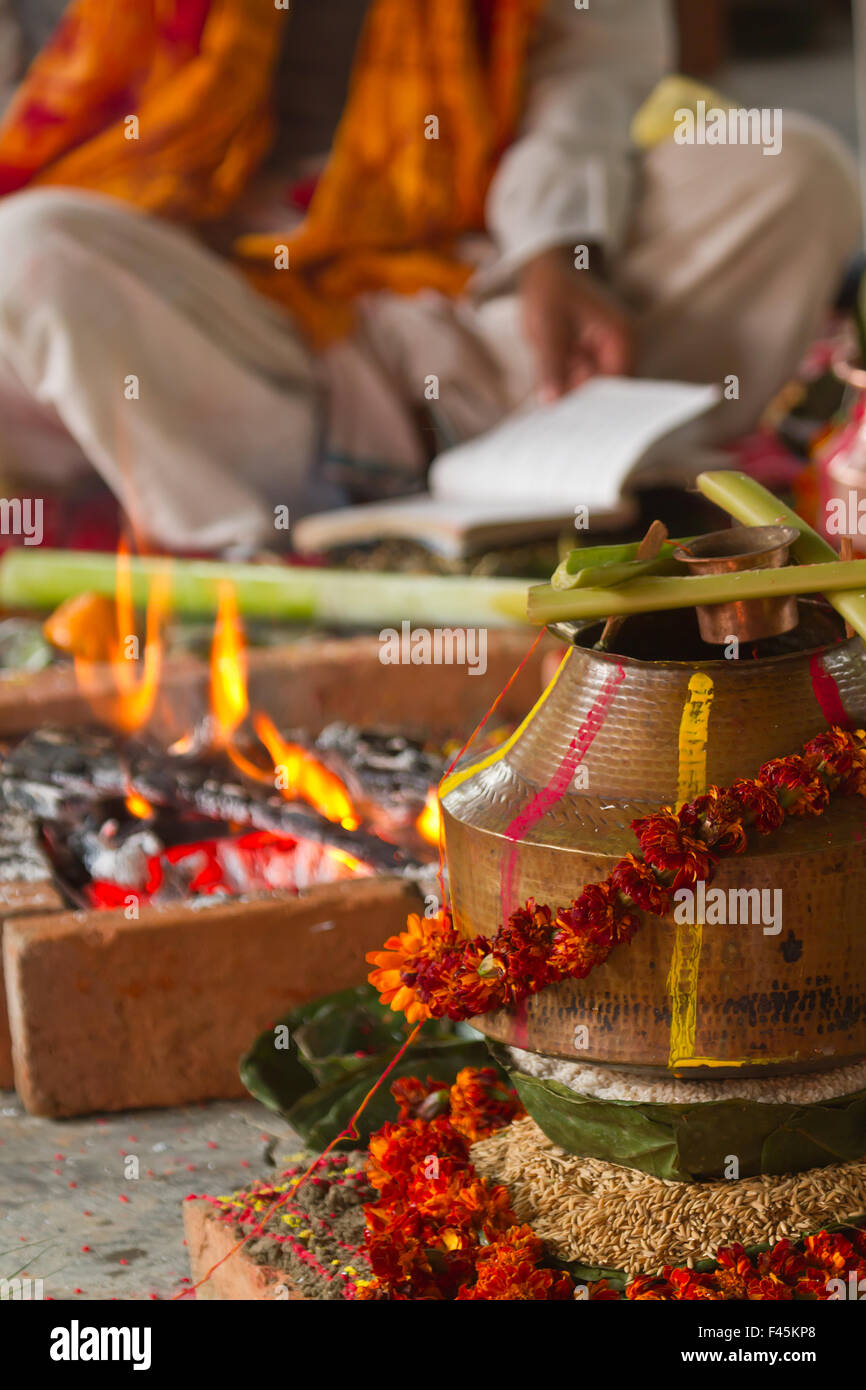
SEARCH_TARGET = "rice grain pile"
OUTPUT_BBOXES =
[471,1117,866,1276]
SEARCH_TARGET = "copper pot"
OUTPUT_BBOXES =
[441,603,866,1077]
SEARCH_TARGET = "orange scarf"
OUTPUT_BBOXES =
[0,0,543,342]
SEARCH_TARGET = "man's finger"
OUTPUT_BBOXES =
[532,313,572,402]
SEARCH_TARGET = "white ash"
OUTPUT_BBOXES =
[0,811,54,882]
[83,828,163,889]
[506,1047,866,1105]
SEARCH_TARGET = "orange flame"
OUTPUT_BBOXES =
[74,539,170,734]
[254,712,360,829]
[210,583,249,745]
[416,786,442,845]
[204,588,359,827]
[125,792,154,820]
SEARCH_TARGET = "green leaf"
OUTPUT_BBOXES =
[239,983,497,1148]
[497,1048,866,1182]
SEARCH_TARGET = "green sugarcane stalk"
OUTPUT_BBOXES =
[527,559,866,625]
[0,549,530,629]
[551,535,697,589]
[697,470,866,642]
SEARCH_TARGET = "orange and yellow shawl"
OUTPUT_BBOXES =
[0,0,543,342]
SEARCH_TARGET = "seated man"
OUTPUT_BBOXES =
[0,0,856,552]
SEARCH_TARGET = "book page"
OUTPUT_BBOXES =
[429,378,720,512]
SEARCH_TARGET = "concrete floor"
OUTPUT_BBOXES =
[0,1091,292,1301]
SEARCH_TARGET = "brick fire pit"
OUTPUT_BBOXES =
[0,631,547,1115]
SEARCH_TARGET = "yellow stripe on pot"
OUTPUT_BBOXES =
[667,673,714,1068]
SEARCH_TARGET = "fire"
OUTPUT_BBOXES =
[210,583,248,744]
[74,539,170,734]
[255,713,360,829]
[205,588,359,828]
[416,786,442,845]
[326,846,370,875]
[125,792,154,820]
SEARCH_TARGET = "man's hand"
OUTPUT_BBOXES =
[520,247,635,402]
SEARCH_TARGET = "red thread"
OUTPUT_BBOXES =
[499,663,625,919]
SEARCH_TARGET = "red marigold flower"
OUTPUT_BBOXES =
[759,755,830,816]
[367,910,458,1022]
[587,1278,622,1300]
[571,880,643,944]
[803,727,857,789]
[680,787,748,854]
[548,905,613,979]
[631,808,717,890]
[610,852,671,916]
[801,1230,856,1274]
[415,938,511,1021]
[756,1237,805,1282]
[715,1242,753,1278]
[625,1273,673,1300]
[727,777,785,834]
[491,900,558,996]
[447,1066,524,1143]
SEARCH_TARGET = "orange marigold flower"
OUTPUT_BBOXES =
[455,1225,573,1300]
[447,1066,524,1143]
[744,1273,793,1300]
[366,1117,467,1201]
[366,909,457,1023]
[630,808,717,890]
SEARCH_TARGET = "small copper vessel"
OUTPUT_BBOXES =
[673,525,799,644]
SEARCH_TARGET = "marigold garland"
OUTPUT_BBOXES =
[355,1066,577,1300]
[368,727,866,1025]
[620,1229,866,1301]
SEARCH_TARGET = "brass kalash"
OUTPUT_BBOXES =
[441,521,866,1079]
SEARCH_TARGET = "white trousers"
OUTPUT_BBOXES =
[0,115,858,551]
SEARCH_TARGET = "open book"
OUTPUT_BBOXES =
[294,378,721,559]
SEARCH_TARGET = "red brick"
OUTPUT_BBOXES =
[0,880,64,1088]
[4,877,422,1116]
[183,1198,305,1300]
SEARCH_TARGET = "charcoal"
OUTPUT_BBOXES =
[0,726,429,880]
[314,722,442,826]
